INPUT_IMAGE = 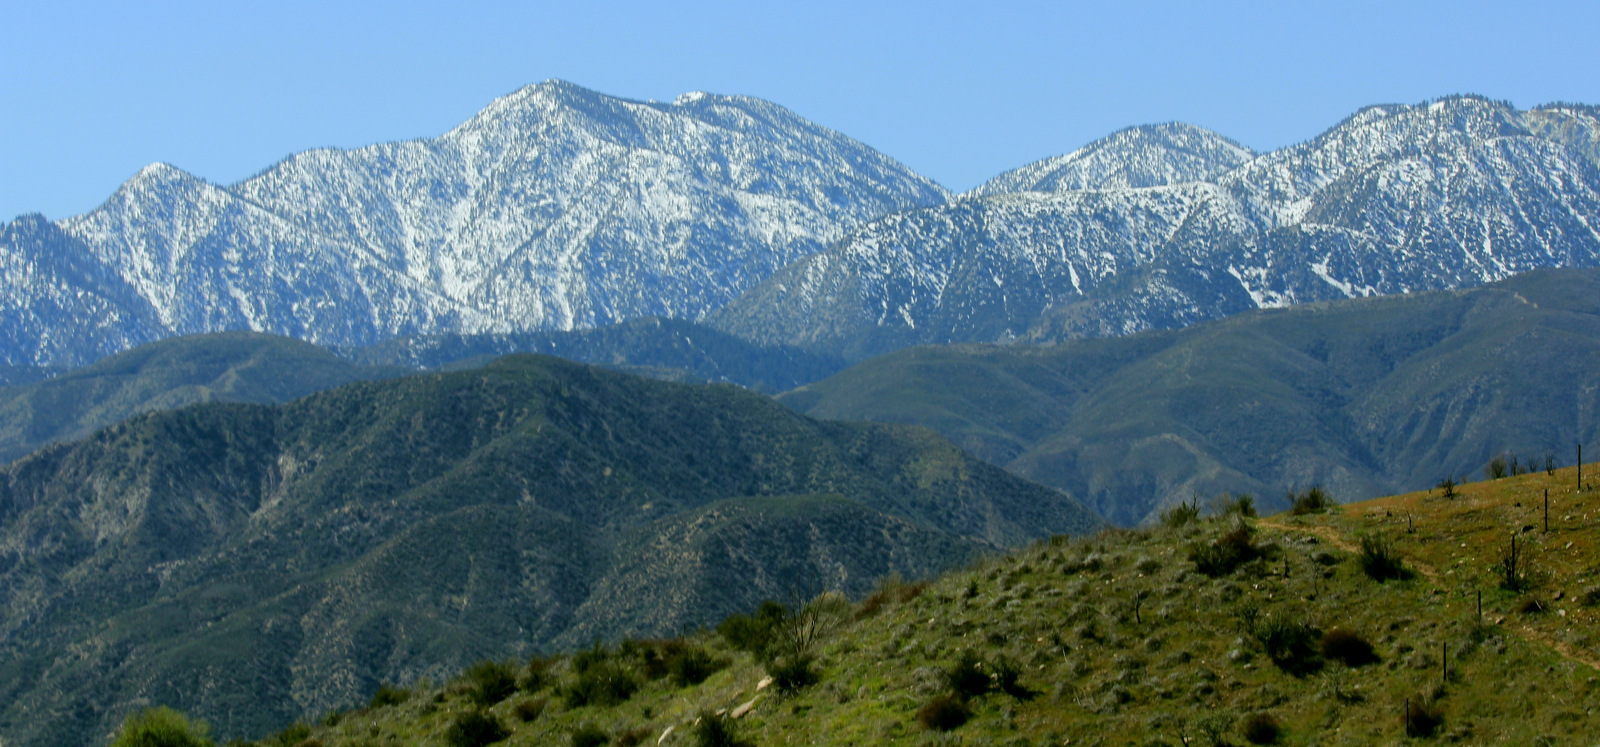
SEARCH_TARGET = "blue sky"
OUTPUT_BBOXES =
[4,0,1599,221]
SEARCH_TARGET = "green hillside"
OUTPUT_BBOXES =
[150,465,1600,746]
[0,331,403,464]
[0,355,1099,747]
[781,268,1600,524]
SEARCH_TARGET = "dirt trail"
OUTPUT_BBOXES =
[1256,518,1600,672]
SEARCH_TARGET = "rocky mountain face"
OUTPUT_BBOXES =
[1,80,945,367]
[0,355,1098,747]
[712,97,1600,359]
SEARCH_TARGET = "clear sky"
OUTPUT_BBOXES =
[4,0,1599,221]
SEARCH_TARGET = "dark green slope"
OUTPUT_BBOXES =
[341,316,847,392]
[0,330,403,465]
[782,268,1600,525]
[0,354,1098,747]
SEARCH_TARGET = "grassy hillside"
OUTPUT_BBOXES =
[0,331,403,464]
[196,465,1600,746]
[782,268,1600,524]
[0,354,1099,747]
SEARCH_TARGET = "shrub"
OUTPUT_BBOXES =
[992,655,1034,699]
[1435,476,1458,499]
[1580,585,1600,607]
[569,724,609,747]
[511,696,547,723]
[269,723,312,747]
[668,645,725,687]
[1517,596,1550,614]
[1495,533,1533,592]
[112,706,213,747]
[944,650,992,699]
[916,693,971,731]
[615,726,653,747]
[1191,520,1261,577]
[766,654,819,696]
[717,600,789,660]
[1288,485,1333,515]
[692,711,753,747]
[522,655,558,692]
[562,659,639,707]
[1254,617,1323,676]
[464,659,519,706]
[1486,455,1509,480]
[1356,534,1410,582]
[1160,500,1200,528]
[1320,628,1379,667]
[1404,698,1444,737]
[443,710,509,747]
[369,682,409,708]
[857,574,928,618]
[1241,712,1282,744]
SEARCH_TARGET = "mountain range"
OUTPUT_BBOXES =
[6,89,1600,371]
[0,354,1098,746]
[0,80,945,368]
[713,99,1600,359]
[782,268,1600,524]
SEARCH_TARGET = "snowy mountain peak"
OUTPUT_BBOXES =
[2,81,947,367]
[970,122,1253,197]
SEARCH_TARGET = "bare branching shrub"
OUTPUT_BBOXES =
[1495,533,1533,592]
[1486,455,1509,480]
[1435,476,1457,499]
[1356,534,1410,582]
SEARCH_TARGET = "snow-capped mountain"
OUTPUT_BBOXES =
[711,97,1600,358]
[969,122,1254,196]
[1,80,946,367]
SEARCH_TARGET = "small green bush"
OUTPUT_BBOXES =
[1288,485,1333,515]
[368,682,410,708]
[1191,521,1261,577]
[569,723,609,747]
[112,706,213,747]
[512,696,548,723]
[522,655,558,692]
[1255,617,1323,677]
[1241,711,1282,744]
[916,693,971,731]
[717,600,789,660]
[1160,500,1200,528]
[562,658,640,707]
[443,710,509,747]
[692,711,753,747]
[464,659,519,706]
[766,654,819,696]
[269,723,312,747]
[1356,534,1410,582]
[615,726,654,747]
[668,645,725,687]
[945,650,991,699]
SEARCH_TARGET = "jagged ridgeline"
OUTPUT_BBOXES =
[712,98,1600,360]
[0,80,947,368]
[0,355,1099,747]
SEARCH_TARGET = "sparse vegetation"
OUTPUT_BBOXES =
[368,682,410,709]
[132,464,1600,747]
[1161,499,1201,528]
[568,723,609,747]
[463,659,519,706]
[691,710,753,747]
